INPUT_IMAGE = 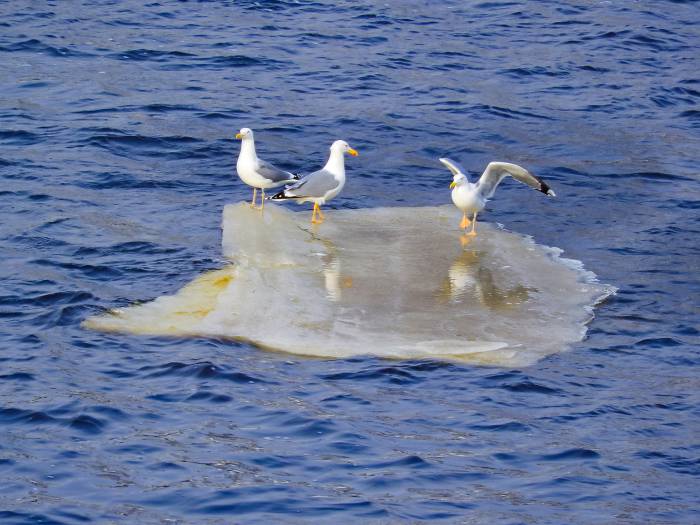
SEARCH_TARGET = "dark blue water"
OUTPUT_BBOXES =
[1,1,699,523]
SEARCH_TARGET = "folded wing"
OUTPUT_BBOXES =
[272,169,339,200]
[257,159,298,183]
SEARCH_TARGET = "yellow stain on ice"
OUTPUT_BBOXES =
[82,267,236,335]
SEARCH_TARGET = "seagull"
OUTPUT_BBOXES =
[235,128,298,210]
[440,158,556,236]
[270,140,358,224]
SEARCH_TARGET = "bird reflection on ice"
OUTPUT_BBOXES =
[320,252,353,302]
[84,203,614,366]
[310,235,353,302]
[440,247,532,309]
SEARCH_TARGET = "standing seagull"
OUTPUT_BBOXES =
[235,128,298,210]
[440,158,556,236]
[270,140,358,224]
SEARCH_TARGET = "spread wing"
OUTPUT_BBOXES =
[256,158,297,183]
[439,157,469,180]
[283,168,339,198]
[476,162,555,199]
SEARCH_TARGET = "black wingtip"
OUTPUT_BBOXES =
[541,182,556,197]
[291,173,300,180]
[535,176,556,197]
[269,189,286,200]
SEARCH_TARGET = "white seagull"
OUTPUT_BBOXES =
[440,158,556,236]
[270,140,358,224]
[235,128,298,210]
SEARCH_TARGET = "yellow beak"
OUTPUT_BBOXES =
[235,133,242,139]
[450,181,457,189]
[348,148,359,157]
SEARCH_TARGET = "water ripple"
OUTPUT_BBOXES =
[0,0,698,522]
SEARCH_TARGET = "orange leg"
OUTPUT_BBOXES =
[250,188,257,208]
[467,212,478,236]
[311,203,324,224]
[250,188,265,210]
[459,212,471,230]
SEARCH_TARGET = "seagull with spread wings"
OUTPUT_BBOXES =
[440,158,556,237]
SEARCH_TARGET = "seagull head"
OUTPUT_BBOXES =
[450,173,468,189]
[331,140,358,157]
[235,128,253,140]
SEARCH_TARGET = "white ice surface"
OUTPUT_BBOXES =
[84,203,614,366]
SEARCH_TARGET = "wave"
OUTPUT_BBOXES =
[140,361,267,383]
[0,407,106,434]
[0,38,94,58]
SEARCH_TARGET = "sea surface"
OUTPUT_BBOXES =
[1,1,699,523]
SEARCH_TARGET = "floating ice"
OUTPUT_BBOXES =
[84,203,614,366]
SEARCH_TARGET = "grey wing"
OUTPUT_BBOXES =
[256,158,296,183]
[285,169,338,198]
[439,157,469,179]
[476,162,556,199]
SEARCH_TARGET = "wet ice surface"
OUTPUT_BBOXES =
[85,203,613,366]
